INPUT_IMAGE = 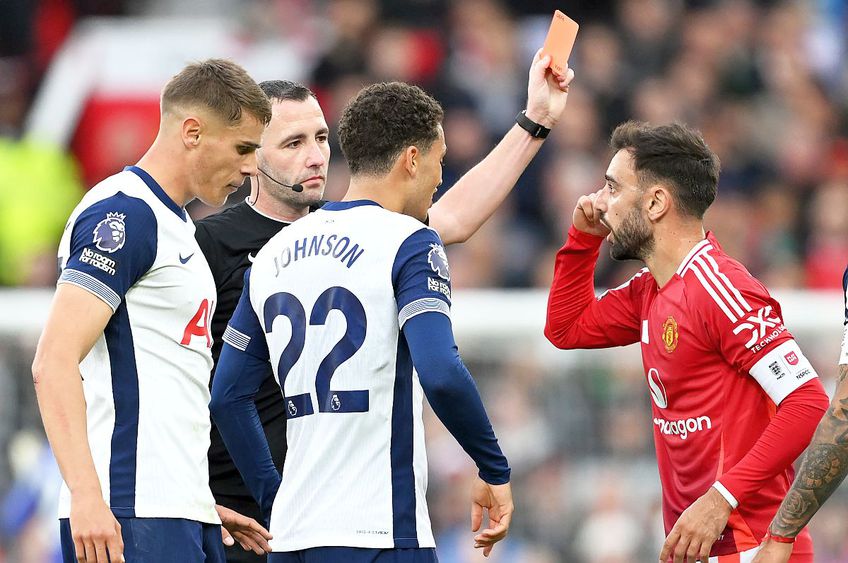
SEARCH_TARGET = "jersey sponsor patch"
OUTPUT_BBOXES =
[427,243,450,280]
[92,212,127,253]
[78,247,118,275]
[732,305,785,352]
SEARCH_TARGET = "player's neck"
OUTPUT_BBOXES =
[135,142,192,208]
[645,223,707,288]
[342,175,405,214]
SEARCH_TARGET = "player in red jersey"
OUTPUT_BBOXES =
[544,121,829,563]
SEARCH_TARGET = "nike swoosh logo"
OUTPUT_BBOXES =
[247,252,256,263]
[179,253,194,264]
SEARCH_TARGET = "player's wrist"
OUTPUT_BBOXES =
[711,481,739,510]
[764,529,796,544]
[68,480,103,497]
[479,467,511,485]
[521,107,556,130]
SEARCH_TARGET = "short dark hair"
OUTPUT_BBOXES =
[610,121,720,219]
[258,80,317,104]
[338,82,444,176]
[162,59,271,126]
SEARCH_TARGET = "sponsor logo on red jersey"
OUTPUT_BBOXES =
[648,368,668,409]
[732,305,785,352]
[784,351,799,366]
[653,415,713,440]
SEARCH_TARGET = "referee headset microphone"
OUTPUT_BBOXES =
[258,166,304,192]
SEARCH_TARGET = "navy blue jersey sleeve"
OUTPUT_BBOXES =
[402,298,511,485]
[59,193,157,311]
[210,343,280,521]
[392,228,452,327]
[843,265,848,326]
[210,270,279,520]
[841,265,848,366]
[221,270,270,361]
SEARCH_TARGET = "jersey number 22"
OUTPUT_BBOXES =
[264,286,368,418]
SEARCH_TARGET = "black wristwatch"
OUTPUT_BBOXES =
[515,110,551,139]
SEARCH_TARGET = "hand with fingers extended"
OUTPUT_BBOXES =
[573,188,610,237]
[217,504,273,555]
[70,490,124,563]
[471,478,513,558]
[525,48,575,129]
[659,487,732,563]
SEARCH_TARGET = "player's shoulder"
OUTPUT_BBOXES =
[73,173,156,227]
[677,235,771,317]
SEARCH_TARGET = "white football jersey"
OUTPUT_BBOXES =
[225,200,453,550]
[56,166,219,524]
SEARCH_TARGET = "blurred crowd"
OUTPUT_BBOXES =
[1,0,847,290]
[0,0,847,561]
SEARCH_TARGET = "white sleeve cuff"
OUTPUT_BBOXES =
[712,481,739,509]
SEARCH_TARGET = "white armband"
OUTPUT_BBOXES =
[840,324,848,366]
[749,340,817,405]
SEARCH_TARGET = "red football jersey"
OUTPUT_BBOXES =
[546,228,821,558]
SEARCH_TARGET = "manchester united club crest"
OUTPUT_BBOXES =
[661,316,678,353]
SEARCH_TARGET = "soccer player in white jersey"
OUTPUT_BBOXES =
[32,59,275,563]
[210,82,513,563]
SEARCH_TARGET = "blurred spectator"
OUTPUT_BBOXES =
[0,62,82,287]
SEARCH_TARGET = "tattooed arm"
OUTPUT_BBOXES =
[771,364,848,535]
[753,364,848,562]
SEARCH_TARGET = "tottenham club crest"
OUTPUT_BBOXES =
[427,244,450,281]
[661,316,678,353]
[92,212,127,253]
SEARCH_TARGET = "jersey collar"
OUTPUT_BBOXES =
[125,166,188,222]
[321,200,382,211]
[675,235,713,276]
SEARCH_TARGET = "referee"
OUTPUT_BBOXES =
[196,81,326,563]
[200,52,572,562]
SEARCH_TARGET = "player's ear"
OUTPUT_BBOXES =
[181,117,203,148]
[402,145,419,177]
[646,184,671,222]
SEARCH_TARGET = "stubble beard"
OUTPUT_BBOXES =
[609,208,655,262]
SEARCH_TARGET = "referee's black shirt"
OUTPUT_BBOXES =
[195,199,304,505]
